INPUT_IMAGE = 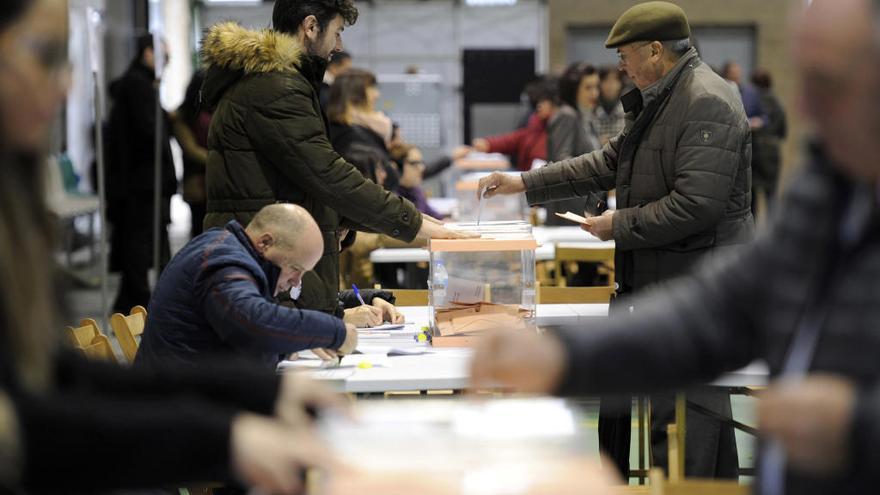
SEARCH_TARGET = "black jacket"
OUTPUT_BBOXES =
[552,145,880,495]
[107,60,177,207]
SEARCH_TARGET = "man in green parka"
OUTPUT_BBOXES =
[200,0,465,316]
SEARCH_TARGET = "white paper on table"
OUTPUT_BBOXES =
[357,344,431,356]
[310,368,355,380]
[277,359,324,370]
[447,276,485,304]
[359,323,408,331]
[340,353,391,368]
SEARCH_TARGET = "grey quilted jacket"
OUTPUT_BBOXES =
[522,48,754,293]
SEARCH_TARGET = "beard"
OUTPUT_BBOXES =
[304,31,333,60]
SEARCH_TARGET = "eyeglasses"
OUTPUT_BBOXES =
[617,42,651,66]
[405,159,425,166]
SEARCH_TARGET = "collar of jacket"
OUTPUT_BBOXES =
[201,21,330,99]
[202,22,305,75]
[621,47,699,115]
[224,220,281,293]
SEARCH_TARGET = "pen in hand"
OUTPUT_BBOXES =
[352,283,367,306]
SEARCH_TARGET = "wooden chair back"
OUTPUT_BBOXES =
[553,244,616,286]
[65,318,117,364]
[78,337,117,362]
[65,317,102,347]
[647,468,749,495]
[110,305,147,363]
[537,285,614,304]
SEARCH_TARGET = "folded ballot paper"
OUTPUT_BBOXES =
[554,211,592,226]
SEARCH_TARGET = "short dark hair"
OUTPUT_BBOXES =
[750,68,773,90]
[344,145,399,192]
[527,76,561,107]
[135,33,154,61]
[559,62,596,109]
[272,0,358,35]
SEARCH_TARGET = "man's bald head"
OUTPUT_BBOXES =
[247,204,321,248]
[794,0,880,180]
[246,204,324,296]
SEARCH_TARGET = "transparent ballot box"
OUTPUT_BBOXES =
[428,224,537,346]
[454,171,527,222]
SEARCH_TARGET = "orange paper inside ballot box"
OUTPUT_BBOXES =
[429,238,538,252]
[434,302,530,337]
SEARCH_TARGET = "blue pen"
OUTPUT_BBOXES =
[351,283,367,306]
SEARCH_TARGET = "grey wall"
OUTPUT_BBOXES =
[566,25,757,77]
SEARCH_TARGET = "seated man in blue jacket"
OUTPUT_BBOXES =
[136,204,358,369]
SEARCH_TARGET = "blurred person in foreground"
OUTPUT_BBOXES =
[0,0,346,493]
[478,0,752,479]
[472,0,880,493]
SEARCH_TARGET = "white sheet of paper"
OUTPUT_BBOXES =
[277,359,328,370]
[310,368,355,380]
[447,276,485,304]
[357,344,431,356]
[340,353,391,368]
[359,323,407,331]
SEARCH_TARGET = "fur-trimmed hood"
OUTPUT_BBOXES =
[200,22,329,111]
[201,22,302,74]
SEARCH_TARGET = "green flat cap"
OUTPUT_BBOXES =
[605,1,691,48]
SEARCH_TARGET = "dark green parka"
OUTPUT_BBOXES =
[201,23,421,313]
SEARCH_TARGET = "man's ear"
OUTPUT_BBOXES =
[302,14,320,41]
[257,232,274,252]
[651,41,663,60]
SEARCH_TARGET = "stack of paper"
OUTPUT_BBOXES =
[435,302,529,337]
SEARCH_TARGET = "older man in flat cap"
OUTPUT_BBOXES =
[479,0,752,480]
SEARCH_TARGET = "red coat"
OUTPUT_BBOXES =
[485,113,548,171]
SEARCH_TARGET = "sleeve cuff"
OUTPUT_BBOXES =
[522,169,547,206]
